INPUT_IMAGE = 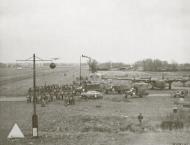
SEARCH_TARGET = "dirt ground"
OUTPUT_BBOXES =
[1,91,190,145]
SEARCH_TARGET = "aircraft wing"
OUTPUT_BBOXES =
[164,78,190,83]
[110,77,152,83]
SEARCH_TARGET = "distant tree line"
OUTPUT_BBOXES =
[1,59,190,72]
[0,63,8,68]
[133,59,190,72]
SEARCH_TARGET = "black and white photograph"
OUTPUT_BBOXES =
[0,0,190,145]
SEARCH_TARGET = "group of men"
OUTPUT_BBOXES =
[27,84,76,106]
[27,83,145,125]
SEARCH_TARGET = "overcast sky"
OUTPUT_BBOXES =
[0,0,190,63]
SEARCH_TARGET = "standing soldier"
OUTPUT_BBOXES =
[70,89,75,105]
[60,88,64,100]
[41,97,46,107]
[53,88,57,100]
[50,90,54,102]
[27,88,32,103]
[134,86,138,95]
[64,94,69,106]
[138,113,143,125]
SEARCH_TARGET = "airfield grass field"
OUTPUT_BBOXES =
[0,66,89,96]
[0,66,190,145]
[0,66,190,97]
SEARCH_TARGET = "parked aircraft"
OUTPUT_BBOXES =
[102,76,190,90]
[116,77,190,90]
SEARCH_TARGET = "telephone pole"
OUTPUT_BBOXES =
[82,55,93,73]
[80,56,82,85]
[80,54,92,85]
[16,53,54,137]
[32,53,38,137]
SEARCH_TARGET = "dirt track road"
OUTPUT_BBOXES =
[0,97,26,102]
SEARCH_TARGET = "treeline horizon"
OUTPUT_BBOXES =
[133,59,190,71]
[1,58,190,72]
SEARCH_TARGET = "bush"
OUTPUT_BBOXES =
[160,109,190,130]
[161,121,183,130]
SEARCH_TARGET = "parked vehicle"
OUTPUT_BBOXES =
[81,91,103,99]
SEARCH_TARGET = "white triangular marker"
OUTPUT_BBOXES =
[7,123,24,138]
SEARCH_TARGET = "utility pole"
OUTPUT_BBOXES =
[16,53,54,137]
[80,56,81,85]
[79,54,94,85]
[82,54,92,74]
[32,53,38,137]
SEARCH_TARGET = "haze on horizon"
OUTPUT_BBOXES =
[0,0,190,64]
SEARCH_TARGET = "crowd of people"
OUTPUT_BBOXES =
[27,84,76,106]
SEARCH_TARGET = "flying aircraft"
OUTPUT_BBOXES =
[51,57,60,60]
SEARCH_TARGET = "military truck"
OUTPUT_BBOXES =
[125,82,149,98]
[172,90,188,98]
